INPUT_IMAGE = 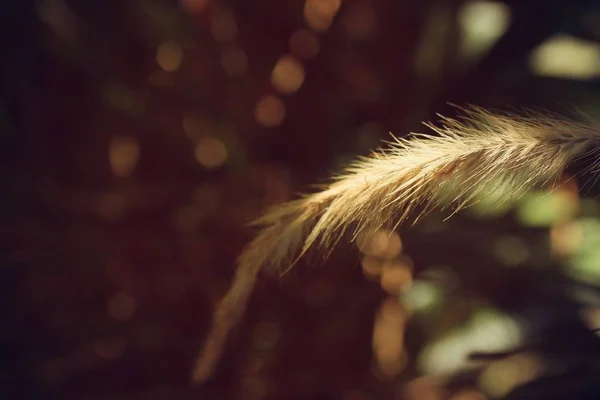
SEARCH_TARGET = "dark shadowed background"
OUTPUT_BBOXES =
[3,0,600,399]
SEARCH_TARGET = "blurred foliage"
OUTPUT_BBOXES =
[3,0,600,399]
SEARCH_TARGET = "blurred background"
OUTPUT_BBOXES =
[4,0,600,399]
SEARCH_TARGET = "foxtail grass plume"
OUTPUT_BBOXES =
[191,106,600,383]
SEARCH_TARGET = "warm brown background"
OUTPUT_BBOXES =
[3,0,600,399]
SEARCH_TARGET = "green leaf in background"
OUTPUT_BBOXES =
[516,191,578,227]
[565,217,600,285]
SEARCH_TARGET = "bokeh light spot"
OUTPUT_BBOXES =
[552,220,583,257]
[418,308,522,376]
[478,354,541,398]
[109,136,140,178]
[458,0,511,64]
[361,255,383,280]
[401,280,442,314]
[517,191,578,227]
[359,229,402,258]
[304,0,342,32]
[372,297,407,378]
[156,40,183,72]
[380,261,412,294]
[194,137,228,169]
[530,34,600,79]
[565,218,600,285]
[255,95,286,127]
[271,56,305,94]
